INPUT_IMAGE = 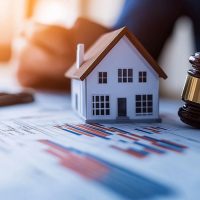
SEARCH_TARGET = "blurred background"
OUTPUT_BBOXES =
[0,0,195,98]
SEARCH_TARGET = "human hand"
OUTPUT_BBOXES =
[14,18,109,90]
[14,22,75,90]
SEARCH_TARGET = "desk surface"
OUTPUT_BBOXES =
[0,66,199,200]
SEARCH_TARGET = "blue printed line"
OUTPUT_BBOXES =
[66,124,110,140]
[135,128,154,134]
[61,128,81,136]
[143,136,160,142]
[160,140,186,149]
[84,124,113,135]
[109,127,131,134]
[134,142,165,154]
[128,147,149,156]
[119,140,127,143]
[156,142,183,152]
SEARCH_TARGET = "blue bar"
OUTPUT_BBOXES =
[109,127,131,134]
[61,128,81,136]
[119,140,128,143]
[65,124,110,140]
[84,124,113,135]
[135,128,153,134]
[160,140,186,149]
[143,136,160,142]
[156,142,183,152]
[134,142,165,154]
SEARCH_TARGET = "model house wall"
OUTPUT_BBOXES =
[71,79,86,119]
[66,27,167,123]
[85,36,159,122]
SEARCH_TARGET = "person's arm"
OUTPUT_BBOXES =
[114,0,181,60]
[14,18,109,90]
[14,23,74,90]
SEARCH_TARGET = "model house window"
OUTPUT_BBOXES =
[92,95,110,115]
[99,72,107,84]
[118,69,133,83]
[135,94,153,115]
[139,71,147,82]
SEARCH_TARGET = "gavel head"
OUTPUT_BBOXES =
[178,52,200,128]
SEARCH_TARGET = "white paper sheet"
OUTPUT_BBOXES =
[0,93,199,200]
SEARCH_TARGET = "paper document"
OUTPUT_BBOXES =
[0,94,199,200]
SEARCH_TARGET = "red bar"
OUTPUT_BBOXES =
[144,127,160,134]
[161,139,188,149]
[112,146,145,159]
[77,125,108,137]
[63,125,94,137]
[118,133,138,141]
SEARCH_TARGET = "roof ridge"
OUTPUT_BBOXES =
[66,27,167,80]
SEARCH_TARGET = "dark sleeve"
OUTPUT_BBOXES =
[113,0,182,59]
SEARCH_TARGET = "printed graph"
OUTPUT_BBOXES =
[39,139,172,200]
[54,123,188,159]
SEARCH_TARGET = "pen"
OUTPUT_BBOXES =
[0,92,34,107]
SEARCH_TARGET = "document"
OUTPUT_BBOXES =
[0,94,199,200]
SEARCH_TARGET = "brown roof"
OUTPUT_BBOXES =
[65,27,167,80]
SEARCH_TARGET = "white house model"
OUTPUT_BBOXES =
[65,27,167,123]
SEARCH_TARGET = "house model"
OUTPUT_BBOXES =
[65,27,167,123]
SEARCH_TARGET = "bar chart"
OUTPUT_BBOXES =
[55,123,188,159]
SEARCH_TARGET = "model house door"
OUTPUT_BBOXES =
[118,98,127,117]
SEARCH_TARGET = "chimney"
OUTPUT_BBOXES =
[76,43,84,69]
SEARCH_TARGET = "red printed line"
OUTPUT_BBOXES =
[152,142,180,153]
[144,127,160,134]
[161,139,188,149]
[118,134,138,141]
[90,124,114,132]
[112,146,146,159]
[77,124,108,137]
[125,149,146,158]
[63,125,94,137]
[130,133,147,140]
